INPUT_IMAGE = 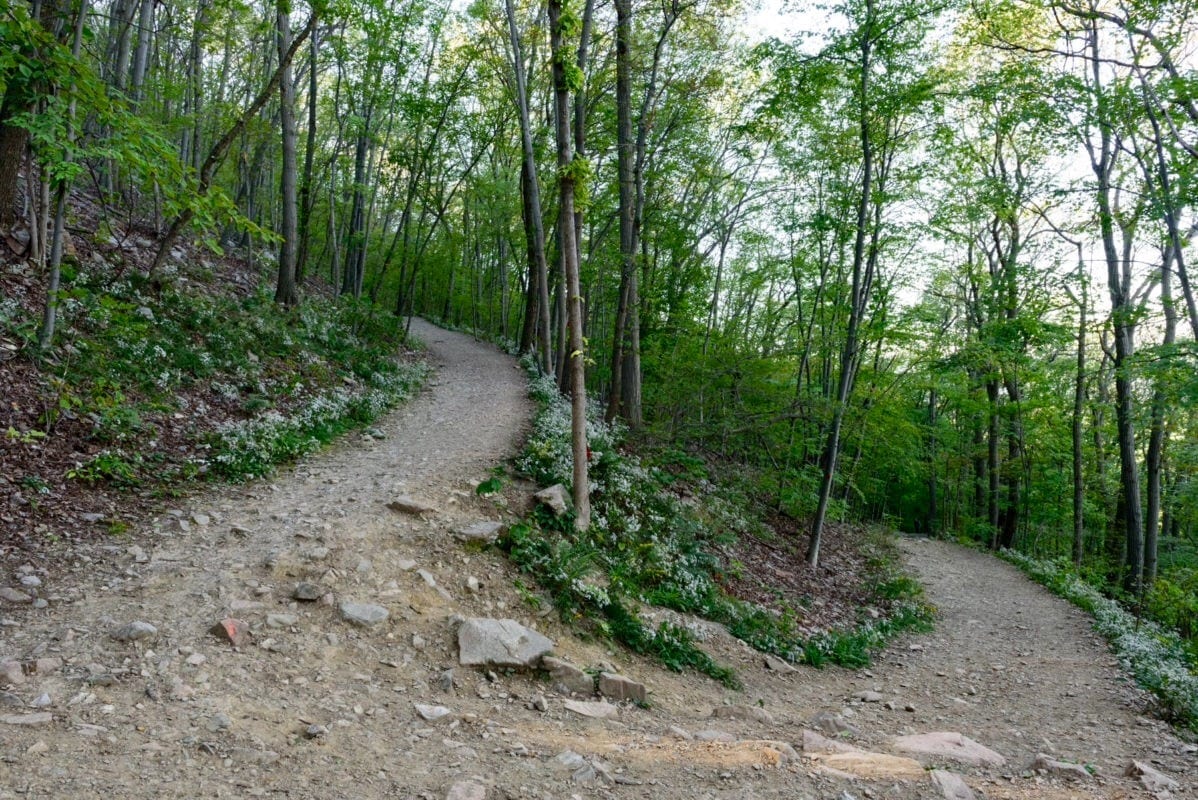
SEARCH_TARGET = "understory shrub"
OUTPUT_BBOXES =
[504,358,932,686]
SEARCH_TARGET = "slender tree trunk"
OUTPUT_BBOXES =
[549,0,590,531]
[1144,247,1177,588]
[809,0,875,568]
[296,28,318,283]
[1072,245,1088,567]
[274,0,299,306]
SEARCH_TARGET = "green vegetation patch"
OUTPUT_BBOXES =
[502,359,932,686]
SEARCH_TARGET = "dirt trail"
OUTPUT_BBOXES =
[0,322,1193,800]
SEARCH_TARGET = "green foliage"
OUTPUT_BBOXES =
[504,360,932,685]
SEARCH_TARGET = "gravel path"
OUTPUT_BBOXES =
[0,322,1193,800]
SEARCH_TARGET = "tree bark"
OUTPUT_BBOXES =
[274,0,299,306]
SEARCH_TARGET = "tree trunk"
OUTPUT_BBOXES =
[1072,244,1087,567]
[274,0,299,306]
[548,0,590,531]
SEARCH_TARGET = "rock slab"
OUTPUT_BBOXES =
[457,618,553,668]
[930,770,976,800]
[455,521,505,544]
[541,656,593,695]
[892,731,1006,767]
[533,484,571,516]
[598,672,646,703]
[340,602,389,627]
[387,496,437,515]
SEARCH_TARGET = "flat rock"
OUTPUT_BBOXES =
[854,690,884,702]
[541,656,593,694]
[209,618,251,647]
[533,484,571,516]
[694,730,736,743]
[1,712,52,726]
[1125,760,1179,794]
[711,704,774,724]
[0,691,23,707]
[930,769,976,800]
[111,621,157,642]
[801,729,860,755]
[445,781,486,800]
[1030,753,1091,781]
[414,703,453,722]
[340,602,389,627]
[387,496,437,515]
[808,750,926,781]
[893,731,1005,767]
[598,672,646,703]
[764,654,797,674]
[266,613,297,628]
[455,521,505,544]
[810,711,859,736]
[0,587,33,604]
[563,699,618,719]
[457,618,553,668]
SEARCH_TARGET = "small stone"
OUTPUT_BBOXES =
[206,713,232,732]
[930,770,976,800]
[340,602,389,627]
[1030,753,1091,781]
[711,704,774,724]
[414,703,453,722]
[30,693,51,708]
[209,618,251,647]
[694,730,737,743]
[111,621,157,642]
[186,653,206,666]
[0,691,22,707]
[417,569,437,588]
[764,654,797,673]
[466,576,481,592]
[26,740,49,755]
[412,633,427,650]
[304,724,328,739]
[445,780,486,800]
[191,512,210,526]
[387,496,437,515]
[266,614,297,628]
[436,669,455,693]
[668,725,693,740]
[0,587,33,604]
[129,545,149,563]
[454,521,504,544]
[293,582,322,601]
[563,699,618,719]
[854,690,884,703]
[530,693,548,712]
[598,672,646,704]
[1,712,52,726]
[18,575,41,588]
[533,484,571,516]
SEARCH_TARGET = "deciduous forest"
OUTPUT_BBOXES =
[2,0,1196,703]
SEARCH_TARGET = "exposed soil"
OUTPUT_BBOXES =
[0,321,1193,800]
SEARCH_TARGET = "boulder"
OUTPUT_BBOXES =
[541,656,593,694]
[534,484,571,516]
[930,769,977,800]
[598,672,646,704]
[457,618,553,668]
[892,731,1006,767]
[340,602,389,627]
[1125,760,1180,795]
[209,618,251,647]
[563,699,618,720]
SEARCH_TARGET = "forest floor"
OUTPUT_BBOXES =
[0,321,1194,800]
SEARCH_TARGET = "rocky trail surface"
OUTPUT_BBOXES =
[0,321,1194,800]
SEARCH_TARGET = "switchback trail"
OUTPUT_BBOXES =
[0,321,1192,799]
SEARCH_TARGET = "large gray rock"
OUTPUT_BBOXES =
[893,731,1006,767]
[930,770,976,800]
[455,521,505,544]
[1030,753,1091,781]
[457,618,553,668]
[111,621,157,642]
[541,656,593,695]
[563,699,618,719]
[1125,760,1180,795]
[534,484,571,516]
[598,672,646,703]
